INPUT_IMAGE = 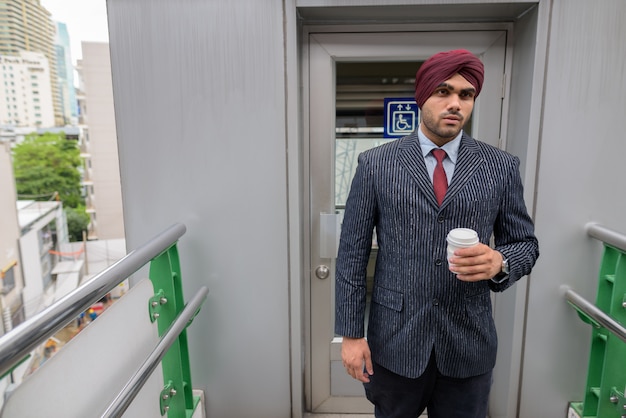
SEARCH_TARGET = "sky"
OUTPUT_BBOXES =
[40,0,110,64]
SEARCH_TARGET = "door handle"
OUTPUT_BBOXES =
[320,213,340,258]
[315,265,330,280]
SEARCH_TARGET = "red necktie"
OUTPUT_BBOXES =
[432,149,448,206]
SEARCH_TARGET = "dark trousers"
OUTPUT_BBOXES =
[363,352,492,418]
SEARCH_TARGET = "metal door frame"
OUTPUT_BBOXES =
[301,23,514,414]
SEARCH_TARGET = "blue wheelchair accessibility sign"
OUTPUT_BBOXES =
[383,98,418,138]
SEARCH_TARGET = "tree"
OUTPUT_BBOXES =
[65,205,90,242]
[13,132,88,242]
[12,132,83,208]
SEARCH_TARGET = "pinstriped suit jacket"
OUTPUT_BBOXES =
[335,132,539,379]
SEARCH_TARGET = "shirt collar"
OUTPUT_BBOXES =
[417,125,462,164]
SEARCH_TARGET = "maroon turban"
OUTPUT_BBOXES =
[414,49,484,108]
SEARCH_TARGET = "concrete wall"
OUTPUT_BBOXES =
[107,0,626,417]
[0,141,23,332]
[519,1,626,416]
[0,142,19,272]
[107,1,292,417]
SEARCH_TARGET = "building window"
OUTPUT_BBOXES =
[39,224,55,254]
[1,261,17,294]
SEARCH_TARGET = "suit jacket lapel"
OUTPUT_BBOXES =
[441,134,485,208]
[397,133,439,207]
[397,132,486,209]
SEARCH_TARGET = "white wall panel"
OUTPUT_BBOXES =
[107,1,291,417]
[520,1,626,417]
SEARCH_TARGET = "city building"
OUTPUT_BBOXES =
[53,22,78,126]
[76,42,125,240]
[17,199,67,319]
[0,51,55,127]
[0,0,62,126]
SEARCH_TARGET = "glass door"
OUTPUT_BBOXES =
[306,30,507,413]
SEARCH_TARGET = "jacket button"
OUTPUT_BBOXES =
[437,216,445,223]
[435,259,443,266]
[433,298,440,306]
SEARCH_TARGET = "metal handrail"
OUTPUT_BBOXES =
[562,285,626,344]
[0,223,187,377]
[586,222,626,252]
[101,286,209,418]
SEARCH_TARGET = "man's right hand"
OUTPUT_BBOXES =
[341,337,374,383]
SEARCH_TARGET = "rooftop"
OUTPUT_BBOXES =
[17,200,61,230]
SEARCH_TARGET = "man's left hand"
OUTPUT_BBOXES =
[448,243,503,282]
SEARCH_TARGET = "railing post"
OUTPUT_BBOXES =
[149,244,198,417]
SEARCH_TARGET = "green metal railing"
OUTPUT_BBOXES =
[104,234,207,417]
[566,223,626,418]
[147,241,201,417]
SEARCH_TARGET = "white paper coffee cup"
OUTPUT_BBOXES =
[446,228,479,262]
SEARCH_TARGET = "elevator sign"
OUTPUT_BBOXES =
[383,98,418,138]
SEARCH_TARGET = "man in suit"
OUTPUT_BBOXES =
[335,49,539,418]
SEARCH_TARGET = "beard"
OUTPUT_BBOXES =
[421,109,465,142]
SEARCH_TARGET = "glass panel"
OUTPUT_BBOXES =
[335,61,420,208]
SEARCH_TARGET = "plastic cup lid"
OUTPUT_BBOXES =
[447,228,479,245]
